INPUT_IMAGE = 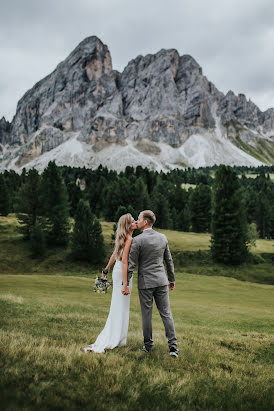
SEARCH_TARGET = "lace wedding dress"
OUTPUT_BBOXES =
[82,260,132,353]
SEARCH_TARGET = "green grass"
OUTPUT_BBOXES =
[1,215,274,409]
[1,216,274,286]
[0,215,107,277]
[1,273,274,410]
[154,228,274,285]
[155,226,274,255]
[233,136,274,165]
[224,119,274,165]
[180,183,196,191]
[240,173,274,182]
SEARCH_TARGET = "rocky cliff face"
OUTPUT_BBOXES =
[5,36,118,167]
[1,35,273,172]
[0,117,11,144]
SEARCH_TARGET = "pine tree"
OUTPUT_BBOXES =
[71,199,105,263]
[189,184,211,232]
[0,173,10,216]
[90,216,106,264]
[243,186,258,224]
[181,205,191,232]
[169,185,190,231]
[211,165,248,265]
[171,208,180,230]
[103,180,122,221]
[256,193,271,239]
[2,170,22,214]
[67,180,82,217]
[152,193,171,229]
[41,161,70,246]
[114,206,128,222]
[247,222,259,250]
[132,177,150,213]
[88,176,107,217]
[270,203,274,240]
[15,168,42,240]
[30,222,46,257]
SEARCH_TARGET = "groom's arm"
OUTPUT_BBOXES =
[127,238,139,285]
[164,241,175,283]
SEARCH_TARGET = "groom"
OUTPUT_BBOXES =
[125,210,178,358]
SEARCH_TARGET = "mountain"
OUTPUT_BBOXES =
[0,35,273,173]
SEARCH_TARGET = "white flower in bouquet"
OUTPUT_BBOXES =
[93,276,112,294]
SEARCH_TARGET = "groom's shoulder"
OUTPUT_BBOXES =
[132,232,143,244]
[152,229,168,242]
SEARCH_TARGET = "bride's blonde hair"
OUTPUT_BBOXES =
[114,213,133,261]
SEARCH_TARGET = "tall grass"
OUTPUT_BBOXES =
[1,214,274,409]
[0,274,273,410]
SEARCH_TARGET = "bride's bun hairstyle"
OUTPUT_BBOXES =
[114,213,133,260]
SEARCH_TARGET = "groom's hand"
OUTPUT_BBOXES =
[122,285,130,295]
[169,282,175,291]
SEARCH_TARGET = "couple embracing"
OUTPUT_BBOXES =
[82,210,178,358]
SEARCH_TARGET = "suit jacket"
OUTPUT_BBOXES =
[127,228,175,289]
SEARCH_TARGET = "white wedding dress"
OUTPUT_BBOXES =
[83,260,132,353]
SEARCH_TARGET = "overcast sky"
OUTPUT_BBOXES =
[1,0,274,122]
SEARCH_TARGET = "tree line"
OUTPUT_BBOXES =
[0,162,273,265]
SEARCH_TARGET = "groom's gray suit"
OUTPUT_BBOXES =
[127,228,177,351]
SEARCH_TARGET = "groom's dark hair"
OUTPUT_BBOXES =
[142,210,156,226]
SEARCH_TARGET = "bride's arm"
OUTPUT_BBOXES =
[103,251,116,275]
[121,237,133,291]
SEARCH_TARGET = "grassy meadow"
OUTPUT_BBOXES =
[240,173,274,181]
[0,214,274,410]
[1,215,274,284]
[1,274,273,410]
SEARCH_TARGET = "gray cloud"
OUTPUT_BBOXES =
[1,0,274,121]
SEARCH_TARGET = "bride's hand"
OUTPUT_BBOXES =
[122,285,130,295]
[101,269,108,279]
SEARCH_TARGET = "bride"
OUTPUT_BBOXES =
[81,213,137,353]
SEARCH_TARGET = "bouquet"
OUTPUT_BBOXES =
[93,276,112,294]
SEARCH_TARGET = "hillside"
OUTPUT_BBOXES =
[1,214,273,284]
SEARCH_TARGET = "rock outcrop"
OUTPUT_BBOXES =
[0,117,11,145]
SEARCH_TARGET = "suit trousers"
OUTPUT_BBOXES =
[138,285,177,351]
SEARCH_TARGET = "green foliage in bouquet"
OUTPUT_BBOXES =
[93,277,112,294]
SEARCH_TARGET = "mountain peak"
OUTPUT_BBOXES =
[71,35,107,56]
[180,54,200,67]
[226,90,236,97]
[78,35,103,45]
[64,35,112,70]
[0,36,273,171]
